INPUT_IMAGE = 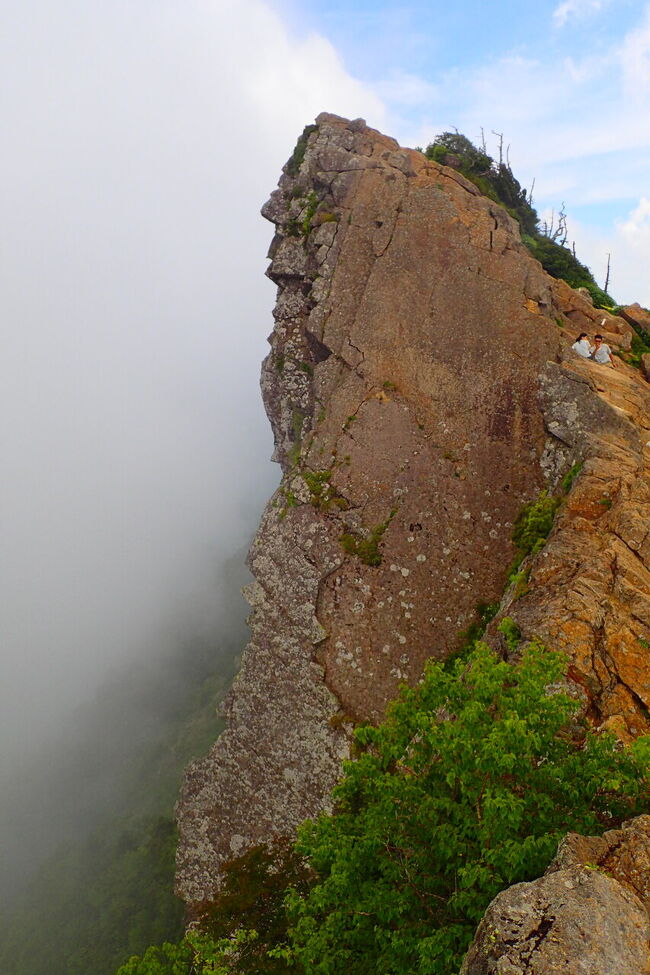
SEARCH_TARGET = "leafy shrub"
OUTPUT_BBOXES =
[511,491,560,558]
[424,133,492,176]
[521,234,613,308]
[504,490,560,591]
[116,939,193,975]
[285,643,648,975]
[445,600,500,671]
[198,842,311,975]
[117,842,311,975]
[286,125,318,177]
[117,643,648,975]
[116,930,267,975]
[627,325,650,367]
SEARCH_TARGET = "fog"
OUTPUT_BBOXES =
[0,0,386,888]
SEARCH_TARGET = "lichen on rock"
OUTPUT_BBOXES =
[175,113,650,906]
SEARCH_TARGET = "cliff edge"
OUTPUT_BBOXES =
[175,114,650,905]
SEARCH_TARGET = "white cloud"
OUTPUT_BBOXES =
[621,196,650,234]
[613,198,650,303]
[0,0,388,768]
[552,0,609,28]
[568,201,650,305]
[621,5,650,96]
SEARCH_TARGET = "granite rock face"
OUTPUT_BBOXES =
[495,351,650,737]
[461,817,650,975]
[641,353,650,382]
[620,302,650,339]
[175,114,650,904]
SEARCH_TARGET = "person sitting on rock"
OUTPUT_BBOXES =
[571,332,593,358]
[591,334,617,367]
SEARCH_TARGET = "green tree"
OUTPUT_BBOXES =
[116,930,258,975]
[286,642,648,975]
[197,840,311,974]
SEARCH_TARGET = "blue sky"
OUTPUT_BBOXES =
[268,0,650,301]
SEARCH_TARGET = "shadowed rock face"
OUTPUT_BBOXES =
[175,114,649,905]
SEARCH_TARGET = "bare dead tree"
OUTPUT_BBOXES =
[556,202,568,246]
[541,202,568,246]
[491,130,504,166]
[527,177,535,207]
[480,127,487,154]
[604,253,611,293]
[541,209,555,239]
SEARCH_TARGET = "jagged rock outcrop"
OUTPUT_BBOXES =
[461,816,650,974]
[175,114,650,904]
[620,302,650,339]
[493,353,650,738]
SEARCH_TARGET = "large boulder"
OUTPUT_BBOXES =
[461,817,650,975]
[620,303,650,339]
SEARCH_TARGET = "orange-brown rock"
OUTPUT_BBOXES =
[642,353,650,382]
[550,815,650,910]
[495,349,650,738]
[621,302,650,338]
[175,114,650,904]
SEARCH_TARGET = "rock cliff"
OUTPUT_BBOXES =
[175,114,650,906]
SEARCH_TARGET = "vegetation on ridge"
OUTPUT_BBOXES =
[424,132,614,308]
[116,640,649,975]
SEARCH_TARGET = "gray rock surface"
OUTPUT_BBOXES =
[461,816,650,975]
[461,867,649,975]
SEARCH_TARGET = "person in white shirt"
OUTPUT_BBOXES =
[591,334,617,367]
[572,333,593,358]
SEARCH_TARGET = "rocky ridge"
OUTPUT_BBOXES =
[175,114,650,906]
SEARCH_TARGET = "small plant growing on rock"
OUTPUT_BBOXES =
[302,469,349,512]
[561,461,583,494]
[286,124,318,177]
[301,191,319,236]
[339,510,397,566]
[506,490,560,588]
[497,615,522,652]
[512,490,560,555]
